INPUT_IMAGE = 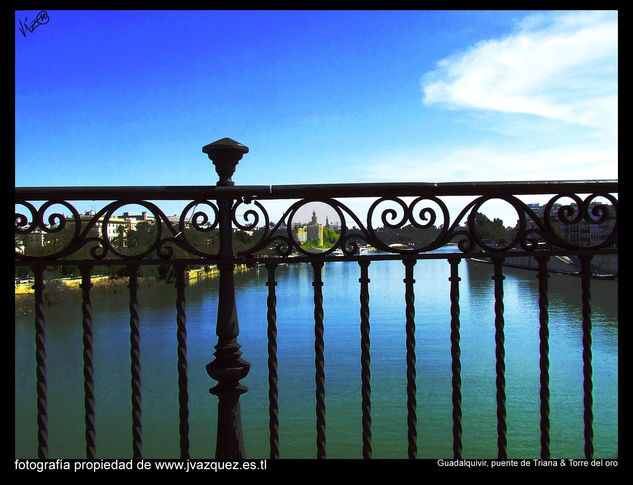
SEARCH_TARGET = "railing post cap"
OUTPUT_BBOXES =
[202,138,249,186]
[202,137,249,156]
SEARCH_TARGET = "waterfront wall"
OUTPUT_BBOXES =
[14,265,256,316]
[470,254,618,278]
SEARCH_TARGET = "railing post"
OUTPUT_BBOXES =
[202,137,251,459]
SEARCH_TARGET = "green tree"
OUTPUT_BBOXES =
[472,213,516,245]
[323,227,339,246]
[126,222,156,253]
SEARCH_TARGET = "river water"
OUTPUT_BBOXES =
[14,248,618,459]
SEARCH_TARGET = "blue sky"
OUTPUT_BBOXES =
[15,10,618,226]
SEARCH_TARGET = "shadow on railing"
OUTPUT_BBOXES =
[15,138,618,460]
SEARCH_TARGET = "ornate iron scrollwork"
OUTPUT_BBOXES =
[231,191,617,258]
[15,199,222,261]
[15,188,617,262]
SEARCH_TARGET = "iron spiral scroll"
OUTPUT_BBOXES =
[15,198,223,262]
[231,191,617,259]
[15,190,617,262]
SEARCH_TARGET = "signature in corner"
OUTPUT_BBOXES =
[18,10,49,38]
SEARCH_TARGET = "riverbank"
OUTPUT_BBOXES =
[467,254,618,280]
[14,264,254,316]
[14,276,157,317]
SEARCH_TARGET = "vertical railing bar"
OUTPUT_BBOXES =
[80,264,96,459]
[358,260,372,459]
[536,255,551,459]
[128,264,142,459]
[33,264,48,459]
[265,262,280,459]
[403,257,417,459]
[174,263,190,459]
[448,256,462,459]
[312,260,326,459]
[491,256,507,459]
[579,255,594,460]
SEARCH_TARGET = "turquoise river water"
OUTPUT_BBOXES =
[14,247,618,459]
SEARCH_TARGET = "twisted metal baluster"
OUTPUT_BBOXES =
[359,260,372,459]
[175,264,190,459]
[312,261,326,459]
[128,265,142,459]
[536,256,551,459]
[492,257,507,459]
[33,265,48,459]
[579,255,594,460]
[448,256,462,459]
[266,263,280,459]
[80,265,96,459]
[403,258,417,459]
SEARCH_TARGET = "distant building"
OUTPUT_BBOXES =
[121,211,154,222]
[80,210,133,246]
[324,215,341,232]
[527,202,616,248]
[306,210,323,246]
[20,227,45,247]
[16,210,132,251]
[295,227,307,243]
[14,227,44,252]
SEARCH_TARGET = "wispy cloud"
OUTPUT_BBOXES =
[359,142,618,183]
[421,11,618,132]
[355,10,619,227]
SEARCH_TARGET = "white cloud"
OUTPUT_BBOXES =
[359,141,617,184]
[246,11,620,230]
[421,11,618,132]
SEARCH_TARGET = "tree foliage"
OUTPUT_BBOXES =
[471,213,517,245]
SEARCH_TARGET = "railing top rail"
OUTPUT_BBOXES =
[267,179,618,198]
[14,139,618,266]
[15,179,618,201]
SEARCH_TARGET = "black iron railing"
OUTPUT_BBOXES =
[14,138,618,460]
